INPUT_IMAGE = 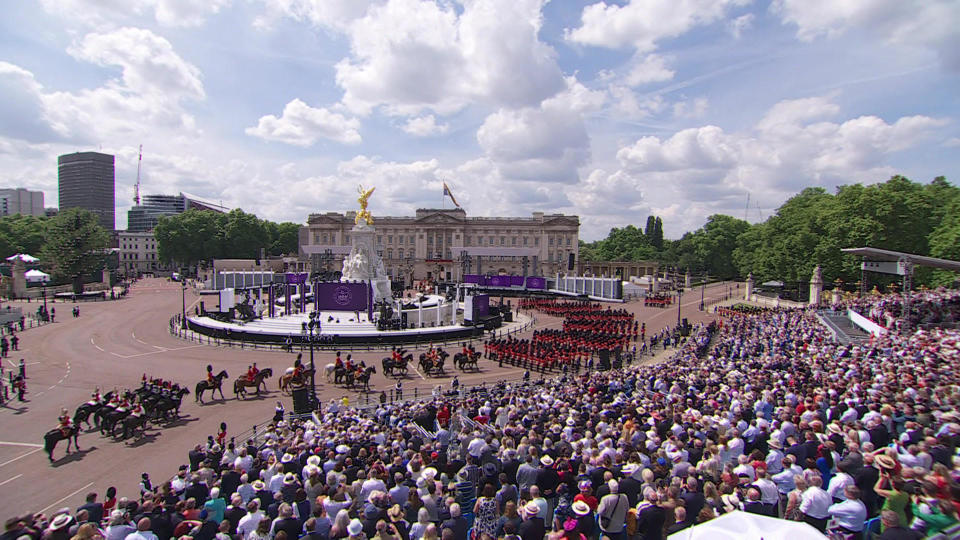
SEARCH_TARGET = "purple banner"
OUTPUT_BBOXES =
[285,272,307,285]
[468,294,489,320]
[488,275,513,287]
[463,274,481,284]
[525,276,546,290]
[510,276,525,286]
[314,282,369,312]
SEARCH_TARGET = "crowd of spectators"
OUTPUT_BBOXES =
[4,289,960,540]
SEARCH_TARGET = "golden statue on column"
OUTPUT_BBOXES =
[355,185,375,225]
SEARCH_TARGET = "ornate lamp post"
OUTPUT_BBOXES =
[181,280,187,329]
[307,310,321,408]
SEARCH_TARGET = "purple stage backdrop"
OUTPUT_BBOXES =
[314,282,369,312]
[463,274,482,284]
[487,275,513,287]
[510,276,525,286]
[525,277,546,290]
[285,272,308,284]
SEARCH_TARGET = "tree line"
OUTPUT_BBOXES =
[581,176,959,287]
[154,209,300,269]
[0,208,300,288]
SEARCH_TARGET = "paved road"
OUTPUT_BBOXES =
[0,278,734,516]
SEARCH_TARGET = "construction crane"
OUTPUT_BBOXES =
[133,144,142,206]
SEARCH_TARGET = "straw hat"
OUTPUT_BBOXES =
[540,455,555,467]
[347,518,363,536]
[572,500,591,516]
[875,455,896,470]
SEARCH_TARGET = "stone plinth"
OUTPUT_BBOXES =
[340,223,392,304]
[745,272,754,301]
[809,265,823,306]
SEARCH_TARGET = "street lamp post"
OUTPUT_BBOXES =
[676,272,683,329]
[699,273,705,311]
[308,311,320,408]
[181,281,187,329]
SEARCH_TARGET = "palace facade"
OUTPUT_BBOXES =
[299,208,580,284]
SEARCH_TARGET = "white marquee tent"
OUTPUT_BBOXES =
[667,511,828,540]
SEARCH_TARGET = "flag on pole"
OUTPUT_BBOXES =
[442,182,461,207]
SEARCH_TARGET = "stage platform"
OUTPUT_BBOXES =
[184,308,500,345]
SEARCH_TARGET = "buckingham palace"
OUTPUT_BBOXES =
[299,208,580,285]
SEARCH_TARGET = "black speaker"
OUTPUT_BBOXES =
[503,311,513,322]
[292,388,311,414]
[568,253,575,271]
[599,349,610,370]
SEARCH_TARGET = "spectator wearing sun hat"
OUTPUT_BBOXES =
[518,501,545,540]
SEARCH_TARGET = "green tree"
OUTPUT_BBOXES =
[222,209,269,259]
[40,208,109,293]
[651,217,664,251]
[0,214,48,259]
[155,209,228,268]
[265,221,301,256]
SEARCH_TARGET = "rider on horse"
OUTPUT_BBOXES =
[246,363,259,382]
[292,359,304,380]
[87,388,103,407]
[392,347,402,364]
[206,365,215,385]
[129,400,144,419]
[58,408,73,437]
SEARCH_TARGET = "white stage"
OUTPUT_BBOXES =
[186,310,473,337]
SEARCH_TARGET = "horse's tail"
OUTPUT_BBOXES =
[195,382,204,400]
[43,431,55,455]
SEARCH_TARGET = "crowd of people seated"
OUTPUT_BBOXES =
[4,289,960,540]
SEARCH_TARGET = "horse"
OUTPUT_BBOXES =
[454,352,479,371]
[150,388,190,421]
[279,367,314,394]
[116,414,148,440]
[352,366,376,391]
[73,391,116,429]
[382,356,409,377]
[100,408,130,435]
[233,368,273,399]
[195,370,229,403]
[324,363,336,382]
[418,355,445,377]
[44,425,79,462]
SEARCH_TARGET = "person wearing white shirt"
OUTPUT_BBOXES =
[799,474,832,533]
[827,485,867,534]
[236,500,265,540]
[359,471,387,502]
[765,446,785,474]
[826,464,855,502]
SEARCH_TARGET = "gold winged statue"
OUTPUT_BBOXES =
[355,185,375,225]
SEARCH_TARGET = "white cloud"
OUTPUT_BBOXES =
[476,77,604,183]
[255,0,372,31]
[772,0,960,70]
[565,0,748,52]
[673,97,709,119]
[729,13,754,38]
[625,54,675,86]
[39,0,230,27]
[402,115,449,137]
[0,29,205,143]
[246,99,362,146]
[579,95,949,235]
[67,27,205,100]
[608,85,665,119]
[333,0,565,116]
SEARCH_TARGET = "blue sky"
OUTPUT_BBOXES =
[0,0,956,240]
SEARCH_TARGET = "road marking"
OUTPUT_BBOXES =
[0,447,42,468]
[0,441,44,448]
[132,331,150,346]
[410,364,427,381]
[0,474,22,487]
[5,359,39,367]
[109,344,206,359]
[90,338,104,352]
[40,481,94,514]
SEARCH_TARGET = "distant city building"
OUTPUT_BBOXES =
[300,208,580,284]
[58,151,115,231]
[0,188,45,217]
[118,231,165,275]
[126,192,229,232]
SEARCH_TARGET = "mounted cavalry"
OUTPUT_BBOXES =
[382,347,413,377]
[418,346,448,377]
[234,365,273,399]
[196,366,229,403]
[453,344,480,371]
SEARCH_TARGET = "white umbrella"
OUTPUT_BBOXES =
[24,269,51,283]
[6,253,39,263]
[667,511,828,540]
